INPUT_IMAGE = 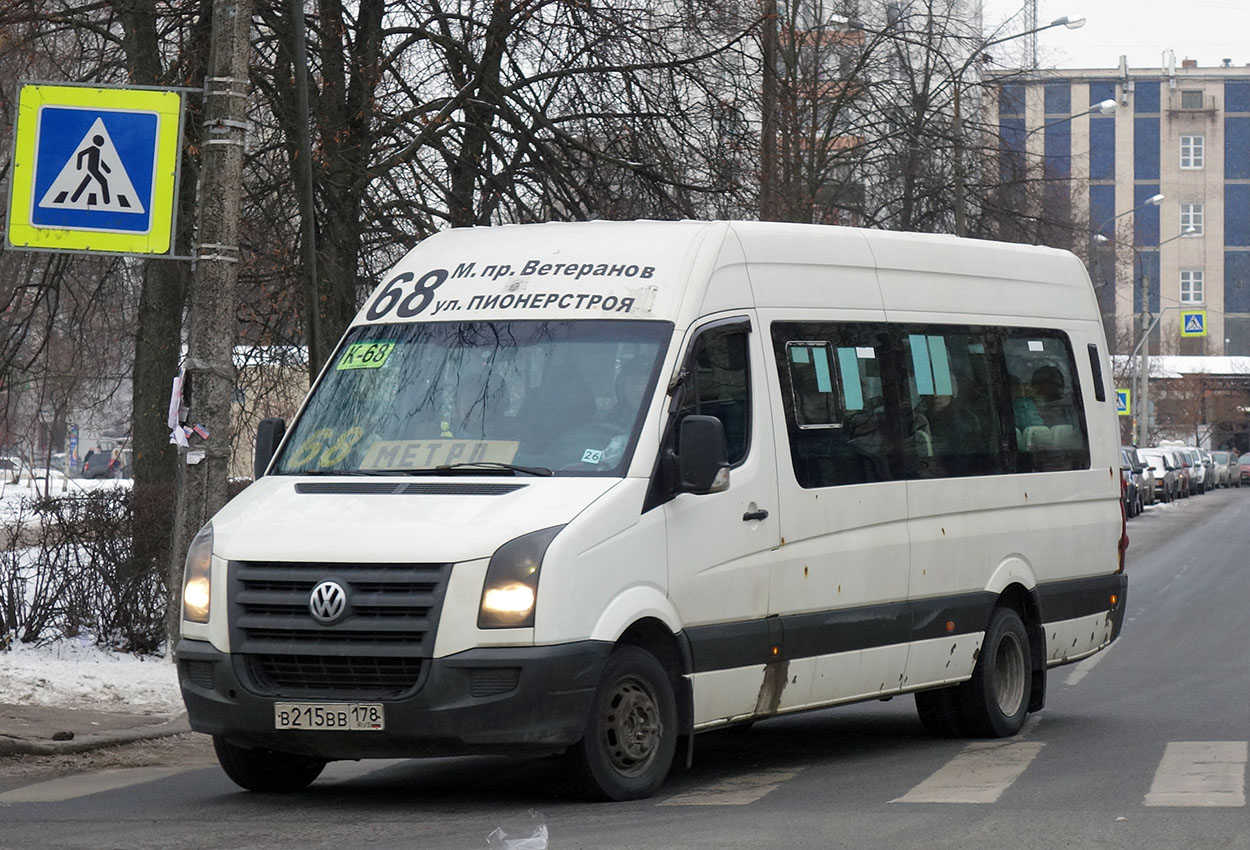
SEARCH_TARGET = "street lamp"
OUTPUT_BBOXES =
[1091,193,1164,286]
[1096,225,1196,444]
[848,14,1087,236]
[1024,99,1116,139]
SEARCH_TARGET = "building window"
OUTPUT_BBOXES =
[1180,269,1204,303]
[1180,135,1204,169]
[1180,90,1204,109]
[1180,203,1204,236]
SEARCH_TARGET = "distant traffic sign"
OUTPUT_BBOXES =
[6,84,182,254]
[1116,388,1131,416]
[1180,309,1207,338]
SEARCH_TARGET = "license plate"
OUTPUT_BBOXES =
[274,702,385,731]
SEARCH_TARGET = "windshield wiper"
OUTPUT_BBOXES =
[434,461,554,477]
[297,468,394,476]
[292,462,554,477]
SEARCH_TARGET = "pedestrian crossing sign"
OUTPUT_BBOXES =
[6,84,182,255]
[1180,310,1207,337]
[1116,388,1131,416]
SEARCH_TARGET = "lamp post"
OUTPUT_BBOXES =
[848,14,1086,236]
[1091,193,1164,286]
[1024,99,1116,139]
[1096,225,1196,444]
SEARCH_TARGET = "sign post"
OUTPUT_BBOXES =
[1180,310,1207,338]
[6,83,183,256]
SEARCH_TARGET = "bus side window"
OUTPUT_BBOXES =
[1004,332,1090,471]
[904,330,1005,479]
[674,326,751,465]
[772,323,895,488]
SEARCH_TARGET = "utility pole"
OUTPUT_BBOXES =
[1138,275,1150,446]
[167,0,253,646]
[759,0,778,221]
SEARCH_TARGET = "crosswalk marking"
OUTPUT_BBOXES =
[0,767,184,805]
[892,741,1045,804]
[1144,741,1247,807]
[659,768,804,806]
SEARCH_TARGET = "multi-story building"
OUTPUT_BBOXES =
[997,56,1250,358]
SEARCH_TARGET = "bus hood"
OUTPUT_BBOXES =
[207,475,621,564]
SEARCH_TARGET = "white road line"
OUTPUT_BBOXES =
[1065,642,1113,686]
[0,767,185,805]
[658,768,804,806]
[1144,741,1247,807]
[892,741,1045,804]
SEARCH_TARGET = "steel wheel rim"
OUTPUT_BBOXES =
[993,631,1027,715]
[599,675,662,777]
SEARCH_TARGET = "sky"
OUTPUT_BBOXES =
[982,0,1250,70]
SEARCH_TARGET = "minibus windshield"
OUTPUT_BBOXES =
[273,319,671,477]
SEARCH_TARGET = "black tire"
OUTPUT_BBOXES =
[957,606,1031,738]
[213,736,327,792]
[568,645,678,801]
[915,687,963,737]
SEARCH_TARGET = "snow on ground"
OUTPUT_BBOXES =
[0,636,183,715]
[0,472,184,716]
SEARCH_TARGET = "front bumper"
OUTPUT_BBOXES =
[176,638,612,759]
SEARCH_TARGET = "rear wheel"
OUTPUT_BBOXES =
[568,645,678,801]
[213,736,326,792]
[957,606,1031,738]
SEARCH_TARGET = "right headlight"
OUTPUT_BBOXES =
[477,525,564,629]
[181,523,214,624]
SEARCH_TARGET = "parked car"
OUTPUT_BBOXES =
[1211,450,1236,488]
[1165,448,1192,498]
[1119,449,1139,517]
[1139,448,1179,502]
[1122,446,1155,509]
[82,448,130,479]
[1240,452,1250,485]
[1180,447,1207,494]
[1201,450,1217,488]
[0,455,27,484]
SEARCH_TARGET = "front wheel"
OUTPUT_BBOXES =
[213,736,326,792]
[958,606,1031,738]
[568,645,678,801]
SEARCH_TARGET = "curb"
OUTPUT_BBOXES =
[0,714,191,757]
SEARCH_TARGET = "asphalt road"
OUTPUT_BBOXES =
[1,487,1247,850]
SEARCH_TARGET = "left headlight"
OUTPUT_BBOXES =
[181,523,214,624]
[477,525,564,629]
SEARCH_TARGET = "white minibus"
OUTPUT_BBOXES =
[177,221,1127,800]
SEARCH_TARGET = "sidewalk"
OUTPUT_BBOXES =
[0,703,190,757]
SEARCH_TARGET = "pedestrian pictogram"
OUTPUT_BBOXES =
[1116,389,1131,416]
[6,83,183,255]
[39,119,146,214]
[1180,310,1207,338]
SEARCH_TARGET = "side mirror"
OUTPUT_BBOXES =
[254,417,286,480]
[677,415,730,494]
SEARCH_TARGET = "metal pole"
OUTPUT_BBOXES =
[760,0,778,220]
[290,0,323,378]
[953,79,965,237]
[1139,272,1150,446]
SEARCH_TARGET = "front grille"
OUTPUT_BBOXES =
[229,560,450,698]
[247,654,424,696]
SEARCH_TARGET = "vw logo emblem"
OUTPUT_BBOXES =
[308,580,348,624]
